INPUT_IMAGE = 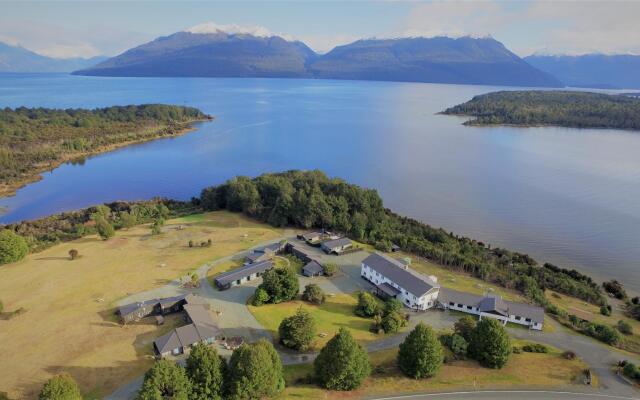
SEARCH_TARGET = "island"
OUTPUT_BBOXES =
[442,90,640,130]
[0,104,212,197]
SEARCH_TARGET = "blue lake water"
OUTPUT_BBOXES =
[1,74,639,291]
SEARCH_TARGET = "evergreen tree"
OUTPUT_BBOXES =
[469,318,511,369]
[185,343,227,400]
[355,291,380,318]
[0,229,29,264]
[227,339,284,400]
[95,216,115,240]
[454,316,477,341]
[258,267,299,304]
[381,311,406,333]
[278,308,316,351]
[398,322,443,379]
[38,373,82,400]
[314,328,371,390]
[136,359,192,400]
[302,284,325,304]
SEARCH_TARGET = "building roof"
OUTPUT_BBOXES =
[478,296,509,316]
[154,330,182,354]
[214,260,273,286]
[302,260,324,275]
[261,242,282,252]
[504,300,545,324]
[245,252,267,263]
[302,231,323,241]
[289,244,315,257]
[154,304,220,355]
[363,252,439,297]
[175,324,202,347]
[322,237,352,249]
[377,282,401,297]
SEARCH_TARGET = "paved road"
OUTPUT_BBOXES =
[369,391,640,400]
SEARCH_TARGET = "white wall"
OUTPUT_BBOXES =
[361,263,437,311]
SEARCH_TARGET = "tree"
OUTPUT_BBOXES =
[227,339,284,400]
[398,322,443,379]
[617,320,633,335]
[384,298,402,315]
[258,267,299,304]
[600,305,612,316]
[322,262,338,277]
[381,311,406,334]
[185,343,227,400]
[314,328,371,390]
[119,211,137,229]
[95,217,115,240]
[278,308,317,351]
[302,284,325,304]
[454,316,477,341]
[355,291,380,318]
[38,373,82,400]
[448,334,468,358]
[68,249,78,260]
[468,318,511,369]
[150,218,164,235]
[137,359,192,400]
[0,229,29,265]
[251,287,269,306]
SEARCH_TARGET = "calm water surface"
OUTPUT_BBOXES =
[1,74,639,291]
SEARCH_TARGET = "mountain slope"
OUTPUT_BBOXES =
[74,31,317,77]
[0,42,105,73]
[525,54,640,89]
[308,37,562,87]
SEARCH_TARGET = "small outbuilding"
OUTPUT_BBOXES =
[321,237,353,254]
[214,260,273,290]
[302,260,324,277]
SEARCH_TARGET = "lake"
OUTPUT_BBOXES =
[1,74,639,292]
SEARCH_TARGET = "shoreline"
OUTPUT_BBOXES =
[0,117,213,199]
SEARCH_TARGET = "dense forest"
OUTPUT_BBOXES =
[442,91,640,130]
[0,105,210,195]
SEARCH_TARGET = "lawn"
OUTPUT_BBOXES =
[278,341,589,399]
[0,211,283,400]
[248,293,387,350]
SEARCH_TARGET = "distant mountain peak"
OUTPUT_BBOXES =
[184,22,293,40]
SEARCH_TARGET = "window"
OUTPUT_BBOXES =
[466,305,472,310]
[449,302,455,306]
[525,318,531,322]
[405,299,410,304]
[515,316,521,321]
[457,303,463,308]
[236,279,241,285]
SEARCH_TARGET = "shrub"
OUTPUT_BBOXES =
[38,373,82,400]
[600,305,612,316]
[227,340,284,399]
[278,308,317,351]
[562,350,576,360]
[584,322,621,345]
[186,343,227,400]
[189,240,194,248]
[522,343,548,353]
[468,318,511,369]
[68,249,79,260]
[381,311,406,334]
[251,287,269,306]
[454,316,477,341]
[136,360,192,400]
[258,267,299,304]
[95,217,115,240]
[383,298,403,315]
[355,291,381,318]
[603,280,627,300]
[622,362,640,381]
[302,284,325,305]
[314,328,371,390]
[617,320,633,335]
[448,333,468,358]
[398,322,443,379]
[0,229,29,265]
[322,262,338,277]
[512,346,522,354]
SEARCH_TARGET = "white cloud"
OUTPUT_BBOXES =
[295,34,361,54]
[185,22,294,41]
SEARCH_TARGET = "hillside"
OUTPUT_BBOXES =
[525,54,640,89]
[442,90,640,130]
[74,32,561,87]
[0,42,105,73]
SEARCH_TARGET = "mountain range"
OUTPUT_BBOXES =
[0,42,105,73]
[73,31,562,87]
[525,54,640,89]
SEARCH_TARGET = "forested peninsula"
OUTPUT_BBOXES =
[0,104,212,197]
[442,91,640,130]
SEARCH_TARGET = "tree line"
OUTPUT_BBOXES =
[442,90,640,130]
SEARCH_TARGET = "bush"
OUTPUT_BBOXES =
[278,308,316,351]
[617,320,633,335]
[623,362,640,381]
[522,343,548,353]
[136,360,192,400]
[448,334,468,358]
[68,249,79,260]
[398,322,443,379]
[251,287,270,306]
[562,350,576,360]
[603,280,627,300]
[355,291,381,318]
[384,298,402,315]
[600,305,612,316]
[258,267,299,304]
[322,262,338,277]
[314,328,371,390]
[95,217,115,240]
[381,311,406,334]
[454,316,477,341]
[512,346,522,354]
[0,229,29,265]
[227,340,285,399]
[38,373,82,400]
[302,284,325,305]
[584,322,621,345]
[469,318,511,369]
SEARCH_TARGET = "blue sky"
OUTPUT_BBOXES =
[1,1,639,58]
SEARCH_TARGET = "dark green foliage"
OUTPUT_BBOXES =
[119,211,137,229]
[227,339,284,400]
[185,343,227,400]
[136,360,192,400]
[258,267,299,304]
[0,229,29,264]
[384,298,403,315]
[617,320,633,335]
[443,90,640,130]
[314,328,371,390]
[278,308,317,351]
[381,311,406,334]
[251,287,270,306]
[150,217,164,235]
[38,373,82,400]
[584,322,621,345]
[623,362,640,381]
[95,216,115,240]
[468,318,511,369]
[355,291,381,318]
[603,280,627,300]
[0,105,207,189]
[302,284,326,304]
[600,305,612,316]
[398,323,443,379]
[447,334,468,358]
[322,262,338,276]
[521,343,548,353]
[198,170,604,307]
[454,316,477,341]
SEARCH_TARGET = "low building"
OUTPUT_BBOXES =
[286,243,315,263]
[302,260,324,277]
[361,252,440,310]
[118,293,205,324]
[245,242,285,264]
[298,231,324,243]
[214,260,273,290]
[438,288,544,330]
[321,237,353,254]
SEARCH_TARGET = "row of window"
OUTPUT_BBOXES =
[447,302,533,323]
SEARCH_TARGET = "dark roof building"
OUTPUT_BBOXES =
[302,260,324,277]
[287,243,316,263]
[362,253,439,298]
[214,260,273,290]
[321,237,353,254]
[153,302,221,357]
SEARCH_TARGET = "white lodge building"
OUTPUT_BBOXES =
[361,252,544,330]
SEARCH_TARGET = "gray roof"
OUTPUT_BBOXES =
[261,242,282,252]
[302,231,323,241]
[504,300,545,324]
[289,244,314,257]
[479,296,509,316]
[118,300,155,317]
[214,260,273,286]
[154,330,182,354]
[377,282,401,297]
[303,260,324,275]
[362,253,439,297]
[154,304,220,355]
[438,288,484,306]
[322,237,352,249]
[176,324,201,347]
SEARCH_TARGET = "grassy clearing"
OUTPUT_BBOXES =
[278,341,588,399]
[248,293,387,350]
[0,211,282,400]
